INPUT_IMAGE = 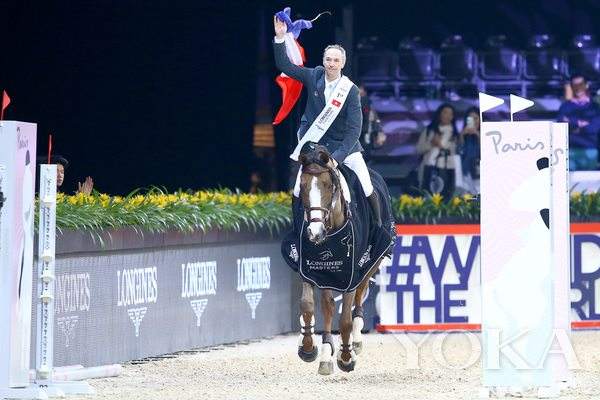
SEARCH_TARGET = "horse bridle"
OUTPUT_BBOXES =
[302,163,347,231]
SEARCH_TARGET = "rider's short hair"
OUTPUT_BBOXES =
[323,44,346,62]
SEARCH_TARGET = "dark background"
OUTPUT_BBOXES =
[1,0,599,194]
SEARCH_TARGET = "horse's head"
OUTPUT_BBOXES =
[298,143,345,244]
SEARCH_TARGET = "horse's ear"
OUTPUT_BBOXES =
[299,153,307,165]
[319,151,330,165]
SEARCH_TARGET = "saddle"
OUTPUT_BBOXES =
[281,164,396,293]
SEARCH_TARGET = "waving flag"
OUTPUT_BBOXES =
[273,7,330,125]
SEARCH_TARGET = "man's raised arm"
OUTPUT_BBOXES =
[273,16,310,84]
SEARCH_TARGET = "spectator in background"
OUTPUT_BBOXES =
[249,171,263,194]
[416,103,459,200]
[359,83,371,123]
[37,155,94,194]
[557,74,600,170]
[457,107,480,194]
[359,83,386,156]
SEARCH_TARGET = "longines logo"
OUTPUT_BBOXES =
[237,257,270,319]
[245,293,262,319]
[190,299,208,327]
[56,316,79,348]
[127,308,147,337]
[117,267,158,337]
[55,272,91,348]
[319,250,333,261]
[358,245,372,268]
[289,244,299,262]
[181,261,217,327]
[56,273,91,313]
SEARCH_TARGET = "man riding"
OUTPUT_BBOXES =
[273,15,382,226]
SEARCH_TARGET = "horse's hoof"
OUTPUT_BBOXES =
[352,341,363,355]
[298,345,319,363]
[337,358,356,372]
[318,361,334,375]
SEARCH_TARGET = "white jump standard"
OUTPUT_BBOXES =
[479,94,573,398]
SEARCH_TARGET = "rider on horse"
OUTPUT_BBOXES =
[273,14,382,227]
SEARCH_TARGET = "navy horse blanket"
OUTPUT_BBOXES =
[281,165,396,292]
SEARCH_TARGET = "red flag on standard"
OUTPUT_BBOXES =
[1,90,10,120]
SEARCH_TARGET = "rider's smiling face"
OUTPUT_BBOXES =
[322,48,345,81]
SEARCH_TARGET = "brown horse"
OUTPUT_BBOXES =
[296,145,383,375]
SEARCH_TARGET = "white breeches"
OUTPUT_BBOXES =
[293,152,374,197]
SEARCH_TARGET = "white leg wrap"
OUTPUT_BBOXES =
[298,315,316,347]
[352,317,364,343]
[299,315,315,334]
[319,343,333,362]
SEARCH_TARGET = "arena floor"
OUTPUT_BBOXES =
[69,331,600,400]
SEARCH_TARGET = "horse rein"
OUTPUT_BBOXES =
[303,163,347,231]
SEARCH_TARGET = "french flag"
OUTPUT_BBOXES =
[273,34,306,125]
[273,7,327,125]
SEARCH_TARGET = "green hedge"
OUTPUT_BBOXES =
[43,189,600,235]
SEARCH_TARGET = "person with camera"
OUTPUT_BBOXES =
[457,107,480,194]
[416,103,459,200]
[557,74,600,170]
[359,83,386,157]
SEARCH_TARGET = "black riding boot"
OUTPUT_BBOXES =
[367,192,382,227]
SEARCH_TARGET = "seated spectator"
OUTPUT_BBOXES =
[249,171,263,194]
[37,155,94,194]
[416,103,458,199]
[457,107,480,194]
[557,74,600,170]
[359,84,386,156]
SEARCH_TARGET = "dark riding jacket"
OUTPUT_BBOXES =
[273,41,363,164]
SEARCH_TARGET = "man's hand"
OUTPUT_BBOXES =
[77,176,94,195]
[274,16,287,39]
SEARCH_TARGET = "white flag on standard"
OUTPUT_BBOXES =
[509,94,535,115]
[478,93,504,113]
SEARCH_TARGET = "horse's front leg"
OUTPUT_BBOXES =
[352,261,381,355]
[318,289,335,375]
[337,291,357,372]
[298,282,318,362]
